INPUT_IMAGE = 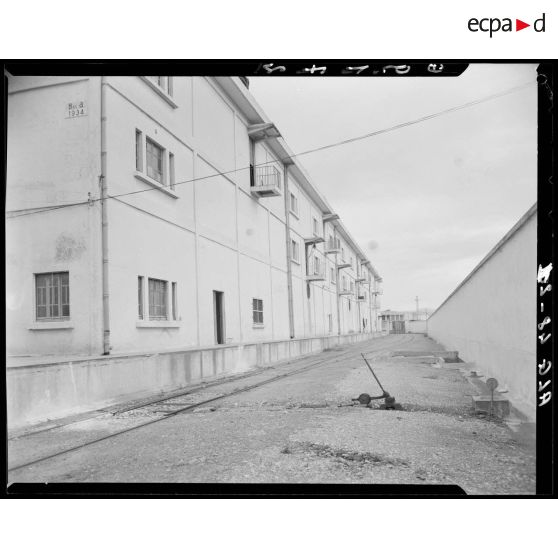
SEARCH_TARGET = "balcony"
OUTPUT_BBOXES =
[325,239,341,254]
[306,260,325,282]
[251,165,281,197]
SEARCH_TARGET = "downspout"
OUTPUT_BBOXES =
[334,227,341,337]
[283,163,295,338]
[356,264,362,333]
[100,76,110,354]
[368,274,373,334]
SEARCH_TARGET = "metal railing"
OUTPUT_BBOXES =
[325,238,341,252]
[253,165,281,189]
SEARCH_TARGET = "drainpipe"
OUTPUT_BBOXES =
[368,276,373,335]
[357,265,362,334]
[334,228,341,338]
[283,163,295,338]
[100,76,110,355]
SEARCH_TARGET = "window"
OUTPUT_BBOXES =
[35,272,70,320]
[291,239,300,263]
[349,300,352,311]
[328,314,333,333]
[135,130,143,172]
[330,266,336,284]
[148,76,173,96]
[343,276,347,291]
[350,280,354,293]
[312,217,319,236]
[341,247,345,262]
[138,276,144,319]
[253,298,264,325]
[290,193,298,215]
[169,152,175,191]
[146,137,164,184]
[149,278,168,320]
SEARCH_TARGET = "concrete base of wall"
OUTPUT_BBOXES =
[7,332,385,430]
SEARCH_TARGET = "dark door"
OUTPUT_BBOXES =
[213,290,225,344]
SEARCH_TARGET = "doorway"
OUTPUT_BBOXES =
[213,290,225,344]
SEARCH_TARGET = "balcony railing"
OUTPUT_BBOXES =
[325,239,341,253]
[251,165,281,197]
[306,258,325,281]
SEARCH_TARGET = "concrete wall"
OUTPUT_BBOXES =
[427,205,537,420]
[406,320,427,334]
[7,332,386,430]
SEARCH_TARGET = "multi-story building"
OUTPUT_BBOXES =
[6,74,383,427]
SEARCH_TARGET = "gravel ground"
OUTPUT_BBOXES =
[8,334,535,494]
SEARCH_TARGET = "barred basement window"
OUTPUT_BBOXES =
[35,272,70,320]
[149,278,168,320]
[252,298,264,325]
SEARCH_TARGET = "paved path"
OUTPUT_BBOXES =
[8,334,535,494]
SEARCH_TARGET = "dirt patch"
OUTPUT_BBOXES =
[282,442,410,467]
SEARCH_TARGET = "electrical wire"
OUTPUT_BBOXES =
[5,80,536,220]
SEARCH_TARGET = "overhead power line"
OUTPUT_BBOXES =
[6,80,536,220]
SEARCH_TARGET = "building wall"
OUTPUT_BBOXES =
[427,206,537,420]
[6,76,103,356]
[7,75,381,361]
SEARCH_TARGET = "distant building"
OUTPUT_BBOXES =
[378,308,430,334]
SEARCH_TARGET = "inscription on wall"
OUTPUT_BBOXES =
[66,101,87,118]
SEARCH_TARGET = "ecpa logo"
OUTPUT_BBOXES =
[468,13,546,37]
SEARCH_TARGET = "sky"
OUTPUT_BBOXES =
[249,64,538,313]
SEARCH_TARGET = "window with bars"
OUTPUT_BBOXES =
[35,272,70,320]
[148,278,168,320]
[252,298,264,325]
[146,137,164,184]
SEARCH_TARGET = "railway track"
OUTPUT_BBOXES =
[8,334,417,474]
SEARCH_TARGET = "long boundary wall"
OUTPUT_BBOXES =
[7,332,385,430]
[427,205,537,420]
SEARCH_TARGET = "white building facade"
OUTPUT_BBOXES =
[6,75,383,427]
